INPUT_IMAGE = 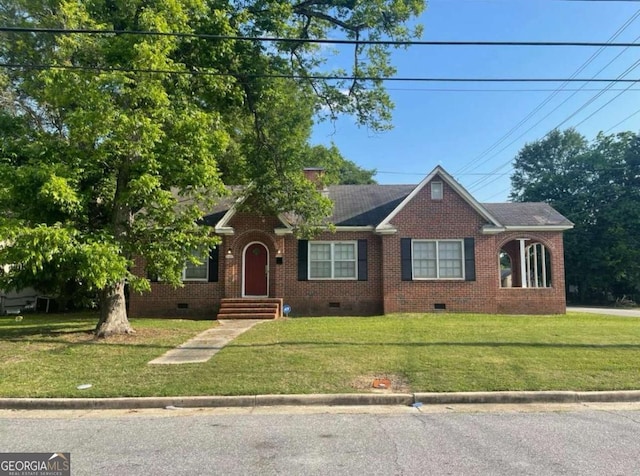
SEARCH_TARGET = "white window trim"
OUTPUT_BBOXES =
[412,239,465,280]
[182,250,209,282]
[308,241,358,280]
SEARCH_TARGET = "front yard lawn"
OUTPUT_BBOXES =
[1,312,639,397]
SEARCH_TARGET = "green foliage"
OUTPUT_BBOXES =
[510,129,640,303]
[0,0,228,303]
[306,144,377,185]
[0,0,424,321]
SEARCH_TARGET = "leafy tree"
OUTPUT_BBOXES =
[306,144,377,185]
[510,129,640,304]
[0,0,424,335]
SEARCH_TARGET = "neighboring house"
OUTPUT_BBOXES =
[0,288,39,314]
[129,166,573,319]
[1,256,42,314]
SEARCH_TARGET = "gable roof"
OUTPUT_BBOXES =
[203,166,573,233]
[375,165,503,233]
[211,187,293,234]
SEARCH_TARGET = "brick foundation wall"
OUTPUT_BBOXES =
[129,178,568,318]
[280,231,384,316]
[129,282,223,318]
[496,288,565,314]
[128,256,223,319]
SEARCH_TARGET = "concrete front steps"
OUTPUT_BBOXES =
[216,298,283,320]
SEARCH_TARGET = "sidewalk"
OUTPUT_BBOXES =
[2,390,640,411]
[148,319,266,364]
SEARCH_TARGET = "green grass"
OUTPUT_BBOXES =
[1,312,639,397]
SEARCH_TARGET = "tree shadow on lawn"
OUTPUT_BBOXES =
[0,326,94,339]
[0,328,179,351]
[227,340,640,350]
[0,316,97,337]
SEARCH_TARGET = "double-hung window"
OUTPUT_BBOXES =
[183,249,208,281]
[412,240,463,279]
[309,241,357,279]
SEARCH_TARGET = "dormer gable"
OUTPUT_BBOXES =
[375,166,503,234]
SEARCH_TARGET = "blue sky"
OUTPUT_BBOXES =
[310,0,640,202]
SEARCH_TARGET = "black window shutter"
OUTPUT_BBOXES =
[401,238,413,281]
[464,238,476,281]
[357,239,368,281]
[298,240,308,281]
[208,247,219,282]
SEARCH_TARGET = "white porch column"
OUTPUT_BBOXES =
[517,238,528,288]
[533,244,539,288]
[541,244,547,287]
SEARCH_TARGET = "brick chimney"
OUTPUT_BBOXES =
[303,167,326,191]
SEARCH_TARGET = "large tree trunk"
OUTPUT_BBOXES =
[95,280,134,337]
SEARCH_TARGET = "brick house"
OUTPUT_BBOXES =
[129,166,573,319]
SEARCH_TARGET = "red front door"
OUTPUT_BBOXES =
[244,243,268,296]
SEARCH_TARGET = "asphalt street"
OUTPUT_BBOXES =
[567,307,640,317]
[2,403,640,475]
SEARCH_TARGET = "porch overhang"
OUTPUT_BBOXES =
[214,226,235,235]
[374,224,398,235]
[481,224,574,235]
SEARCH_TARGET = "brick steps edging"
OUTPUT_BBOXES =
[2,390,640,410]
[217,312,277,320]
[216,298,282,320]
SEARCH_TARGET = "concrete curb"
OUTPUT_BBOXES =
[1,391,640,410]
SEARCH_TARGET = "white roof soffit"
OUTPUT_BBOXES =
[214,193,246,233]
[375,165,503,232]
[275,225,375,235]
[274,214,296,235]
[482,224,574,235]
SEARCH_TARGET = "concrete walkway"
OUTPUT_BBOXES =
[148,319,267,365]
[568,306,640,318]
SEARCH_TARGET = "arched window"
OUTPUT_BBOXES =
[499,250,513,288]
[499,239,551,288]
[525,242,551,288]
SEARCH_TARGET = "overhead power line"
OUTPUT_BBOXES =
[459,8,640,196]
[455,7,640,178]
[384,87,640,92]
[466,49,640,193]
[605,108,640,132]
[376,170,512,177]
[2,27,640,48]
[553,56,640,129]
[573,78,640,128]
[2,62,640,83]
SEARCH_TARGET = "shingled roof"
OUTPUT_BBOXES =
[204,183,571,229]
[326,184,414,226]
[482,202,573,227]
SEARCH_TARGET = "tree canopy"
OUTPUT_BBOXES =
[305,144,377,185]
[510,128,640,304]
[0,0,424,335]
